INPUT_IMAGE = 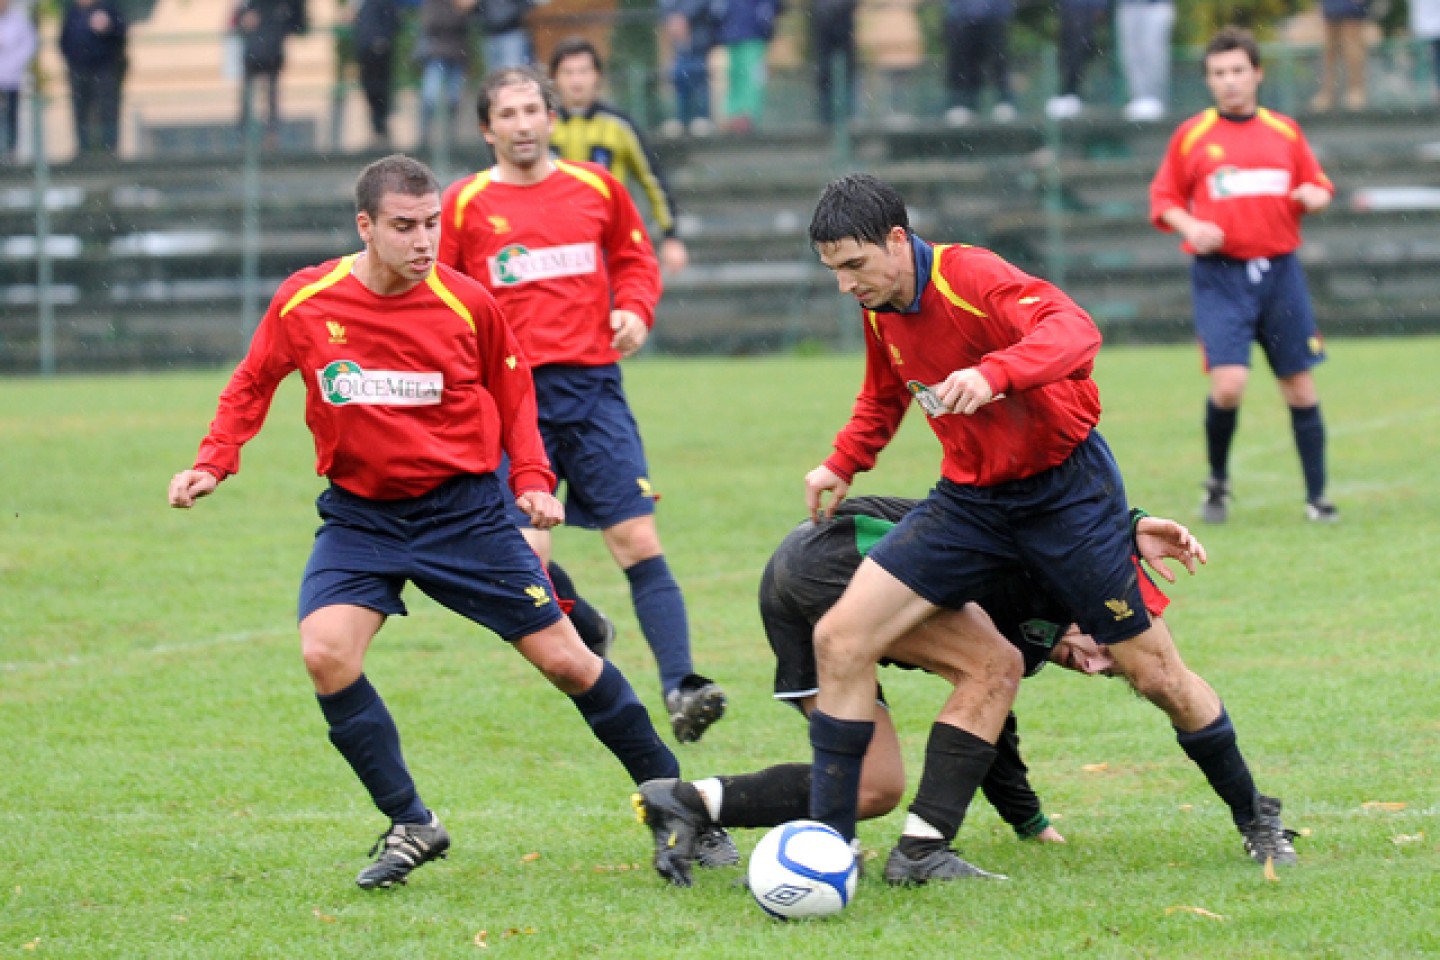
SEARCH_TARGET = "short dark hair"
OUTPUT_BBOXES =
[808,173,910,249]
[550,36,602,76]
[354,154,440,218]
[1205,26,1261,70]
[476,66,557,127]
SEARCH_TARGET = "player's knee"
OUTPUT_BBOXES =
[1124,660,1188,712]
[532,643,599,694]
[300,635,359,688]
[813,618,867,679]
[858,778,905,819]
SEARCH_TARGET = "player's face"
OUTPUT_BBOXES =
[553,54,601,111]
[1049,628,1116,676]
[816,227,913,311]
[357,191,442,288]
[483,82,554,171]
[1204,49,1263,115]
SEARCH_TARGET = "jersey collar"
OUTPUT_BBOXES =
[872,233,933,315]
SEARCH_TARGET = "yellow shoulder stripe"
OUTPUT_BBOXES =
[1180,108,1219,156]
[453,171,493,230]
[1256,108,1298,141]
[866,309,881,340]
[555,159,611,199]
[424,270,475,333]
[930,244,986,318]
[280,254,358,317]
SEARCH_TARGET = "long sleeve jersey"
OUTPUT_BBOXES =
[551,103,680,239]
[439,160,662,368]
[193,256,555,501]
[1149,107,1333,260]
[827,238,1102,487]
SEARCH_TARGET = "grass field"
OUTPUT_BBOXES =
[2,339,1437,959]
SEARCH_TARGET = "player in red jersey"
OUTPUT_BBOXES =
[799,173,1298,880]
[1150,26,1338,525]
[440,67,727,744]
[167,154,681,890]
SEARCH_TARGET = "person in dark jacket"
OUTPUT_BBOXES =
[59,0,127,155]
[237,0,306,143]
[942,0,1016,125]
[418,0,476,145]
[811,0,856,125]
[352,0,402,145]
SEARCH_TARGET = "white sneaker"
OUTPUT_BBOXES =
[990,102,1017,122]
[1045,94,1083,120]
[1123,97,1165,121]
[687,117,716,137]
[943,105,974,126]
[659,119,684,138]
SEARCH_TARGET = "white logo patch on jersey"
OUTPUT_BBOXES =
[1207,167,1291,200]
[488,242,598,286]
[317,360,443,406]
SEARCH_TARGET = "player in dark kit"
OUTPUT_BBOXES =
[634,498,1215,886]
[800,173,1299,881]
[168,155,681,890]
[440,67,725,744]
[1150,26,1338,524]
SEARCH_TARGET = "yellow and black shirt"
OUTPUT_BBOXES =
[552,102,679,239]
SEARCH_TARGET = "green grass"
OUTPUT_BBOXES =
[1,340,1437,958]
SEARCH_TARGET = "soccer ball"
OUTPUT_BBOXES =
[747,820,858,920]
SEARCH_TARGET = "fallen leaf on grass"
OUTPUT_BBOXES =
[23,939,40,951]
[1263,857,1279,882]
[1362,801,1406,812]
[520,852,541,863]
[1392,833,1424,845]
[1165,905,1227,921]
[1298,828,1313,837]
[501,927,536,939]
[1081,763,1109,773]
[172,915,187,923]
[592,863,640,873]
[1178,804,1194,812]
[473,930,488,949]
[312,908,337,923]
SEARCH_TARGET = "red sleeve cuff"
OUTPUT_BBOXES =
[195,464,228,481]
[617,300,656,328]
[975,362,1009,397]
[509,469,556,500]
[824,455,856,484]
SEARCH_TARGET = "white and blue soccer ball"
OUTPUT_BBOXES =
[747,820,858,920]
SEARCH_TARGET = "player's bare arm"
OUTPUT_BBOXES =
[1134,515,1208,583]
[804,464,850,522]
[609,309,649,357]
[168,469,218,508]
[933,367,995,415]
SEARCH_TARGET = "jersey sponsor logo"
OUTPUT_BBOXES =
[316,360,443,406]
[1105,598,1135,621]
[525,584,553,607]
[488,243,598,286]
[907,380,946,417]
[487,215,511,234]
[326,320,347,344]
[1207,166,1291,200]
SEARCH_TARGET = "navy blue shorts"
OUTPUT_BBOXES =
[867,431,1151,646]
[1191,252,1327,377]
[298,473,565,642]
[500,364,658,530]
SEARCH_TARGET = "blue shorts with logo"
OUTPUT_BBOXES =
[298,473,564,642]
[866,431,1151,646]
[1191,252,1327,377]
[500,363,658,530]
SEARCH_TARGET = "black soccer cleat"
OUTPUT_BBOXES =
[1200,477,1232,524]
[665,674,727,744]
[696,824,740,868]
[1305,497,1340,524]
[882,844,1008,886]
[590,612,618,659]
[355,814,451,890]
[1238,795,1299,866]
[631,778,712,886]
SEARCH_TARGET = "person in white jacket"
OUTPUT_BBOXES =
[0,0,37,159]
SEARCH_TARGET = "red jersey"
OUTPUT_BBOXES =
[1150,107,1333,260]
[826,240,1102,488]
[193,256,555,501]
[439,160,662,368]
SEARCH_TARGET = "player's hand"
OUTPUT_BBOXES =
[516,490,565,530]
[1183,220,1226,255]
[804,464,850,522]
[933,368,995,416]
[1135,515,1207,583]
[609,310,649,358]
[1291,183,1332,214]
[169,469,218,508]
[1032,825,1066,843]
[659,237,689,276]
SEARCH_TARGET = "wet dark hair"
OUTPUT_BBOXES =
[1205,26,1261,70]
[808,173,910,249]
[476,66,558,127]
[354,154,440,218]
[550,36,602,76]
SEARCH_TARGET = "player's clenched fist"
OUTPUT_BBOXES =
[516,490,565,530]
[169,469,218,508]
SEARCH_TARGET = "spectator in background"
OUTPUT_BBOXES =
[811,0,857,125]
[660,0,717,135]
[1311,0,1369,111]
[237,0,305,146]
[1412,0,1440,99]
[1116,0,1173,121]
[1046,0,1108,120]
[943,0,1016,126]
[418,0,476,147]
[59,0,126,156]
[718,0,780,134]
[0,0,37,160]
[352,0,402,147]
[477,0,533,67]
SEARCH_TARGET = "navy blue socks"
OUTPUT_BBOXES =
[317,675,428,825]
[1289,403,1327,501]
[808,710,874,841]
[571,660,680,784]
[1176,707,1261,826]
[623,555,693,694]
[1205,398,1239,482]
